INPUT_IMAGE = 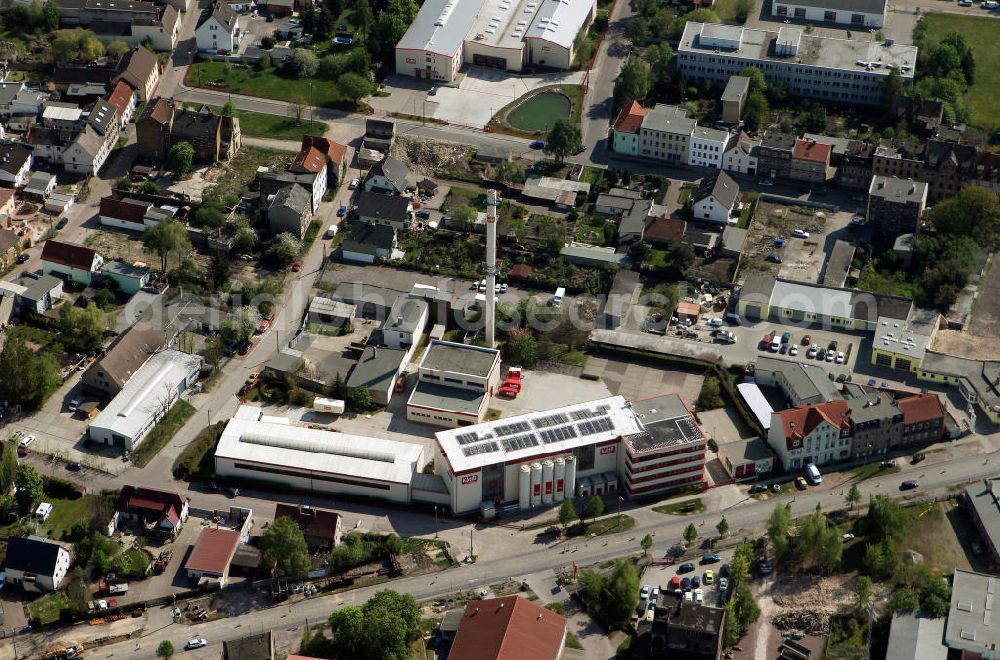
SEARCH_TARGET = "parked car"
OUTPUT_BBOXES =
[718,577,729,593]
[19,435,34,448]
[792,229,810,238]
[825,350,835,362]
[349,178,360,189]
[66,462,82,472]
[692,576,701,588]
[499,283,508,293]
[678,562,696,573]
[681,576,692,591]
[807,346,818,358]
[291,260,303,272]
[640,584,650,598]
[574,144,587,155]
[416,210,431,220]
[16,253,29,264]
[789,344,799,356]
[835,351,845,364]
[57,218,68,229]
[694,588,704,604]
[828,340,838,351]
[759,179,774,187]
[802,334,811,345]
[748,484,767,494]
[795,476,808,490]
[529,140,545,149]
[912,452,926,464]
[186,639,208,650]
[881,459,897,468]
[766,253,783,263]
[843,533,855,541]
[779,343,788,354]
[959,0,973,6]
[702,553,721,564]
[900,480,919,490]
[781,332,791,343]
[704,570,715,584]
[337,205,347,217]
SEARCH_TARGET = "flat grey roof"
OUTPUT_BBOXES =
[346,345,407,393]
[869,175,928,204]
[946,568,1000,652]
[386,297,428,335]
[822,240,856,288]
[965,481,1000,575]
[873,315,934,362]
[886,612,946,660]
[641,104,695,135]
[679,21,917,78]
[408,380,485,414]
[756,356,840,403]
[739,273,777,301]
[420,340,499,378]
[396,0,484,57]
[846,390,900,425]
[721,75,749,102]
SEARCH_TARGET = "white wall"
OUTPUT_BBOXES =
[772,2,884,26]
[395,48,458,82]
[692,194,732,224]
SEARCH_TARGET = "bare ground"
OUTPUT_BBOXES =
[930,329,1000,361]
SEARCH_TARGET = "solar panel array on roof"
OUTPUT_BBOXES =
[540,425,578,444]
[578,417,614,436]
[501,434,539,452]
[462,441,499,457]
[533,412,570,428]
[677,417,702,441]
[456,432,481,445]
[495,420,531,437]
[571,404,611,421]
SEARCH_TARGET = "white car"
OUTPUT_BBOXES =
[826,351,835,362]
[499,283,509,293]
[19,435,34,448]
[789,344,799,356]
[348,178,360,189]
[186,639,208,650]
[984,1,999,8]
[792,229,810,238]
[694,588,704,604]
[97,600,108,610]
[843,533,855,541]
[835,351,845,364]
[807,346,818,358]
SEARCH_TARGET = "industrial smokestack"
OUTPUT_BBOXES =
[484,189,498,348]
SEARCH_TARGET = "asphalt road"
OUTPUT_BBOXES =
[82,447,1000,660]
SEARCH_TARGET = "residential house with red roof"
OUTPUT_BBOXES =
[185,528,240,585]
[449,595,567,660]
[612,100,646,157]
[768,399,852,470]
[115,47,161,102]
[115,485,189,539]
[106,80,138,130]
[790,138,832,184]
[40,239,104,286]
[289,144,328,214]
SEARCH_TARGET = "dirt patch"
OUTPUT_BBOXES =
[967,255,1000,340]
[902,500,974,573]
[930,329,1000,361]
[740,202,830,281]
[393,137,473,177]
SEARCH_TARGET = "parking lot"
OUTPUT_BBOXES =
[640,548,735,614]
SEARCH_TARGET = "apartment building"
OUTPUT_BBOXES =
[835,139,874,190]
[790,138,833,184]
[721,75,749,124]
[639,104,695,164]
[867,175,928,238]
[757,131,796,181]
[688,126,729,169]
[768,399,852,470]
[677,22,916,105]
[722,131,759,175]
[612,101,646,157]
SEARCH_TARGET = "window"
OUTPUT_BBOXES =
[794,7,805,17]
[776,5,788,15]
[824,10,836,20]
[851,13,864,23]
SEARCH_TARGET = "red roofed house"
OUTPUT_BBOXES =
[643,215,687,247]
[40,239,104,286]
[99,195,152,232]
[898,392,946,447]
[289,144,327,213]
[449,595,567,660]
[675,300,700,325]
[767,399,852,470]
[790,138,832,184]
[116,485,189,539]
[186,528,240,585]
[301,135,347,179]
[106,80,138,130]
[274,503,343,551]
[612,100,647,157]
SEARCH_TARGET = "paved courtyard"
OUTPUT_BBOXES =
[584,355,705,405]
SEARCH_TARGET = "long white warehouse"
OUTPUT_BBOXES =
[214,405,425,503]
[88,349,203,451]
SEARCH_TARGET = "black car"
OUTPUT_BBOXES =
[66,462,82,471]
[57,218,68,229]
[719,563,730,577]
[680,577,692,591]
[416,210,431,220]
[574,144,586,155]
[912,452,926,464]
[900,480,919,491]
[16,253,29,264]
[828,340,838,351]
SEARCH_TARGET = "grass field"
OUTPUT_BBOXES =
[39,495,92,541]
[188,61,349,108]
[921,14,1000,132]
[850,462,900,482]
[189,104,327,141]
[29,592,70,625]
[653,498,705,515]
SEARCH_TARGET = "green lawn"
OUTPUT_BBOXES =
[189,104,326,140]
[921,14,1000,131]
[28,592,71,625]
[188,61,349,108]
[131,399,196,467]
[39,496,92,541]
[850,462,901,482]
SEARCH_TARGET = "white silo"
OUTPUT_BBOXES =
[518,464,531,510]
[541,460,554,504]
[530,462,543,506]
[554,458,566,502]
[564,455,577,498]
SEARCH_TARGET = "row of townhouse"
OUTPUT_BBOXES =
[767,391,947,471]
[612,102,730,169]
[53,0,181,52]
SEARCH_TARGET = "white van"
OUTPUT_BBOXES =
[551,287,565,307]
[35,502,53,523]
[804,463,822,485]
[325,225,338,239]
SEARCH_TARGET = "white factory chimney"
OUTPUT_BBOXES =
[484,189,498,348]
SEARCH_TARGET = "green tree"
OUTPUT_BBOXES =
[41,0,61,30]
[696,376,724,410]
[195,202,227,229]
[58,303,106,353]
[220,305,261,345]
[930,185,1000,244]
[670,8,720,39]
[558,499,578,530]
[724,583,761,645]
[603,560,640,626]
[327,590,420,660]
[544,118,582,164]
[683,522,698,546]
[350,386,373,411]
[156,640,174,659]
[66,567,89,613]
[209,252,231,289]
[270,232,302,267]
[504,333,538,368]
[739,66,767,95]
[730,541,754,588]
[0,337,61,409]
[613,56,650,109]
[732,0,753,22]
[578,570,604,606]
[143,219,192,273]
[716,516,729,538]
[797,504,843,571]
[449,204,479,231]
[285,48,319,78]
[0,444,17,495]
[105,40,130,62]
[584,495,605,522]
[15,464,43,511]
[259,516,311,577]
[643,41,674,95]
[640,533,653,556]
[233,222,258,254]
[220,100,236,116]
[338,72,373,105]
[167,141,195,175]
[494,159,526,185]
[355,0,375,38]
[767,503,792,559]
[853,575,873,616]
[742,92,770,133]
[861,495,908,544]
[881,65,905,112]
[846,484,861,510]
